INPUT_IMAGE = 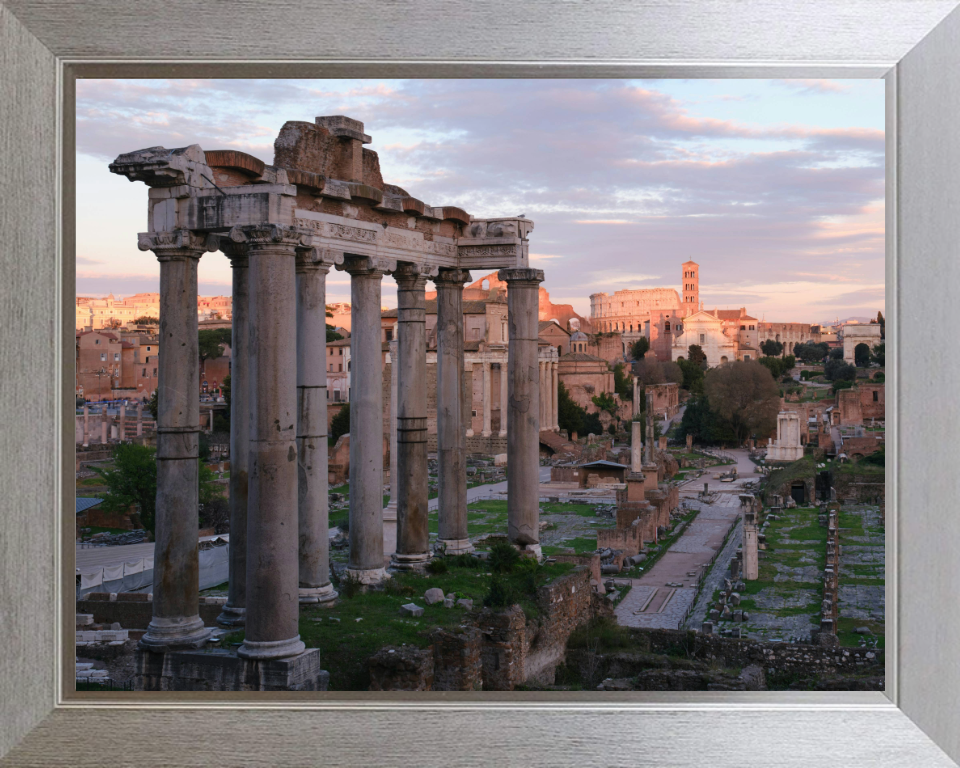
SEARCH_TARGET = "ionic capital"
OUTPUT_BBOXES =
[295,246,343,274]
[432,268,472,288]
[138,229,219,261]
[497,267,544,286]
[228,224,313,250]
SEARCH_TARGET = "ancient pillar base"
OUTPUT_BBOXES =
[216,604,246,628]
[437,538,474,555]
[482,430,492,438]
[518,543,542,560]
[135,647,329,692]
[237,635,306,661]
[344,566,389,586]
[389,552,432,572]
[138,615,211,652]
[298,584,338,605]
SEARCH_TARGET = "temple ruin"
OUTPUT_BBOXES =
[108,116,544,689]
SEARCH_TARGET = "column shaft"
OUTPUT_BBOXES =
[219,249,250,626]
[499,361,508,437]
[382,338,399,557]
[434,269,472,554]
[296,252,337,604]
[82,404,89,447]
[392,267,431,569]
[552,361,559,430]
[138,231,214,652]
[482,362,492,437]
[239,227,305,660]
[345,263,389,583]
[499,268,545,555]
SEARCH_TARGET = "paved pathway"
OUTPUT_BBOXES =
[615,491,743,630]
[427,466,552,511]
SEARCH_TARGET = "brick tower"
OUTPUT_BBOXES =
[681,260,699,313]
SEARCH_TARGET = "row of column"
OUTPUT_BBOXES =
[137,224,544,661]
[80,401,145,447]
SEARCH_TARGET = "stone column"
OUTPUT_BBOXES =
[391,265,431,571]
[295,247,339,605]
[101,419,108,444]
[82,404,89,447]
[633,376,641,418]
[645,391,655,464]
[498,362,508,437]
[119,404,126,442]
[464,363,475,438]
[136,400,143,437]
[552,361,559,431]
[343,257,390,584]
[137,230,217,652]
[382,338,399,557]
[235,225,306,661]
[482,362,492,437]
[631,420,643,472]
[218,245,251,626]
[434,268,473,555]
[538,360,546,429]
[498,268,545,556]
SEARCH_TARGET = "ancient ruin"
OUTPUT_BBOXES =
[108,116,544,690]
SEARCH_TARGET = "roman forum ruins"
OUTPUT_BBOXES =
[108,116,543,686]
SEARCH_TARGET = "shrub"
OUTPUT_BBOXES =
[448,553,484,569]
[425,558,448,575]
[337,571,362,599]
[488,542,521,574]
[483,576,519,609]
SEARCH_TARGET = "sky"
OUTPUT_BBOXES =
[75,78,885,323]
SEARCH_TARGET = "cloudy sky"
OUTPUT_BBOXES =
[76,78,885,323]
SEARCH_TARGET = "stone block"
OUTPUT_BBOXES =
[701,621,713,635]
[76,614,94,626]
[369,646,434,691]
[443,598,456,608]
[400,603,424,617]
[424,588,445,605]
[456,598,474,611]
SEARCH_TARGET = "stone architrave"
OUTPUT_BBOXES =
[341,255,393,584]
[383,338,399,557]
[434,268,473,555]
[499,268,545,556]
[235,224,308,661]
[391,264,432,571]
[137,229,218,652]
[295,245,341,604]
[218,243,250,626]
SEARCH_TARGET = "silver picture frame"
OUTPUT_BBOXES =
[2,1,959,764]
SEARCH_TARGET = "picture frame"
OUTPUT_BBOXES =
[2,1,959,764]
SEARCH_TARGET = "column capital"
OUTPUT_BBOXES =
[218,238,249,269]
[497,267,544,285]
[138,229,219,259]
[394,262,435,288]
[338,253,395,276]
[295,245,343,273]
[228,223,312,250]
[432,268,472,287]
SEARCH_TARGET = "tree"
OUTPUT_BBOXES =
[758,356,786,379]
[590,391,618,416]
[871,342,885,367]
[146,389,159,420]
[760,339,783,357]
[633,357,665,387]
[677,394,737,445]
[703,360,780,445]
[330,405,350,443]
[831,378,855,394]
[677,358,705,394]
[613,362,633,401]
[133,315,159,325]
[825,357,857,383]
[661,360,683,386]
[874,311,885,340]
[557,381,585,436]
[198,328,231,364]
[783,354,796,370]
[687,344,707,367]
[327,323,344,343]
[94,443,157,532]
[854,343,871,368]
[794,341,829,364]
[630,336,650,359]
[829,347,843,360]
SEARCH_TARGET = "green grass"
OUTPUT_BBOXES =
[220,560,576,690]
[836,617,885,649]
[541,536,600,556]
[81,525,132,536]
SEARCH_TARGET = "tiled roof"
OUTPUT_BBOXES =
[76,497,103,514]
[560,352,606,363]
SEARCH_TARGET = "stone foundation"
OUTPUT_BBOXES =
[135,647,329,691]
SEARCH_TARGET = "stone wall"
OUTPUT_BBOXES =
[859,383,885,420]
[78,593,224,628]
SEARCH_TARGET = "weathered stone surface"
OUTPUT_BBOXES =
[136,648,329,691]
[424,587,445,605]
[400,603,424,617]
[368,645,433,692]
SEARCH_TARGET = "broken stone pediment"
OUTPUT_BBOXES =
[462,217,534,241]
[109,144,213,189]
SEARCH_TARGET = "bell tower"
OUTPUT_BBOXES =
[681,260,699,312]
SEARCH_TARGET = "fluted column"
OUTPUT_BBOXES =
[482,361,492,437]
[296,246,339,604]
[235,224,306,661]
[434,268,472,555]
[137,229,217,652]
[218,245,250,626]
[499,361,508,437]
[391,265,431,570]
[499,268,544,557]
[343,257,390,584]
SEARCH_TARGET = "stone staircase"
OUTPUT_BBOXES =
[539,430,581,460]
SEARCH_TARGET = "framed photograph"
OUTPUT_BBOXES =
[2,1,960,765]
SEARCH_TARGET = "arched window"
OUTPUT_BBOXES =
[665,322,671,331]
[721,356,728,363]
[557,345,562,356]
